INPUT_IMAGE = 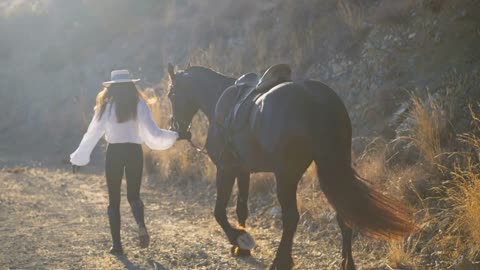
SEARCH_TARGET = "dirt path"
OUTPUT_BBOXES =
[0,165,390,270]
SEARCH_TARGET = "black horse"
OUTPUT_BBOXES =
[167,63,414,270]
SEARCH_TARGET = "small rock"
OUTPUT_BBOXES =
[331,63,343,75]
[408,32,416,39]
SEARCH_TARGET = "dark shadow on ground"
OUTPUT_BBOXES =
[147,259,168,270]
[239,255,267,269]
[115,254,144,270]
[114,254,169,270]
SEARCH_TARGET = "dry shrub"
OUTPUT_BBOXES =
[247,29,269,68]
[385,172,433,269]
[386,238,421,269]
[396,165,437,207]
[400,94,444,164]
[336,0,365,34]
[438,161,480,260]
[354,136,435,207]
[422,0,446,13]
[189,39,246,76]
[435,109,480,260]
[458,105,480,161]
[297,164,327,216]
[397,74,470,167]
[368,0,416,25]
[356,137,389,183]
[250,173,276,197]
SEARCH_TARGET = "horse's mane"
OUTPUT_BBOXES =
[184,66,235,81]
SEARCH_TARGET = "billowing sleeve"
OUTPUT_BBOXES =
[138,100,178,150]
[70,108,108,166]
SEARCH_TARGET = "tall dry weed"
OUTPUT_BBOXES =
[400,94,444,164]
[336,0,365,34]
[368,0,416,25]
[439,161,480,259]
[386,238,421,269]
[433,107,480,261]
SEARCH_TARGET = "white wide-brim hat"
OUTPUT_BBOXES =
[103,69,140,86]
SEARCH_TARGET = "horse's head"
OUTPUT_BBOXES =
[167,63,198,140]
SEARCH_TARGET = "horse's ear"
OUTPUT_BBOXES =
[167,63,175,80]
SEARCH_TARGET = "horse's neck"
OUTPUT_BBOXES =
[196,76,235,123]
[189,71,234,160]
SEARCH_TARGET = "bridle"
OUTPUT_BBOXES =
[168,80,207,154]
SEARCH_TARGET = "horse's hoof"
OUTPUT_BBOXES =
[138,227,150,248]
[237,231,255,250]
[230,245,252,257]
[109,246,124,255]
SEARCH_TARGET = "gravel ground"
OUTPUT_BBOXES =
[0,164,395,270]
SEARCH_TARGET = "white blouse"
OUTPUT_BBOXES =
[70,99,178,166]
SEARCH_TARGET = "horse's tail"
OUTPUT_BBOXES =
[302,79,415,239]
[315,162,416,239]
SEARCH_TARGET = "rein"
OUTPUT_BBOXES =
[170,115,208,155]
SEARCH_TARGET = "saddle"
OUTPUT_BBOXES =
[226,64,292,130]
[212,64,292,165]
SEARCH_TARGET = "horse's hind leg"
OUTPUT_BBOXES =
[337,214,356,270]
[270,169,302,270]
[236,170,250,228]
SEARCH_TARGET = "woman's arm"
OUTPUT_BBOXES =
[138,100,178,150]
[70,107,108,166]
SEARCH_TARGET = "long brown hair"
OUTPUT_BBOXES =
[95,82,145,123]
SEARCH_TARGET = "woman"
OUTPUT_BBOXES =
[70,70,179,255]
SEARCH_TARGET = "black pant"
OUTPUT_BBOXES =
[105,143,143,209]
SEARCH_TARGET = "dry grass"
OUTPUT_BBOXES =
[368,0,416,25]
[400,93,444,164]
[385,86,480,265]
[356,137,389,183]
[435,161,480,260]
[386,239,420,269]
[434,109,480,260]
[409,94,443,163]
[458,105,480,161]
[393,76,473,168]
[336,0,365,35]
[383,75,480,266]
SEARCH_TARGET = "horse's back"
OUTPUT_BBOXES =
[250,82,318,158]
[250,80,351,159]
[253,79,346,121]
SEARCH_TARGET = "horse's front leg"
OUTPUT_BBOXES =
[236,170,250,228]
[214,168,254,256]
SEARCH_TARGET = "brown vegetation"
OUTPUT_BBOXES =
[1,0,480,268]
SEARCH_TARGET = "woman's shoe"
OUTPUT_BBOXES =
[131,200,150,248]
